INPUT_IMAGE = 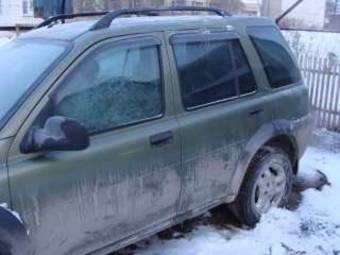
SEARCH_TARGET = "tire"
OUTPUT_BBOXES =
[232,146,293,227]
[0,242,11,255]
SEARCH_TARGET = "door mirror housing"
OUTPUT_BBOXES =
[21,116,90,154]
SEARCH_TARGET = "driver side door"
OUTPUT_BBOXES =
[7,34,182,255]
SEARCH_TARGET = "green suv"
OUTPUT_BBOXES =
[0,7,312,255]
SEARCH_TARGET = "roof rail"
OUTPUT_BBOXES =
[36,12,108,29]
[90,6,230,31]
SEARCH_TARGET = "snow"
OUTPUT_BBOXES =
[0,37,10,47]
[118,138,340,255]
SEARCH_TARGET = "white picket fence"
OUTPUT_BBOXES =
[297,54,340,132]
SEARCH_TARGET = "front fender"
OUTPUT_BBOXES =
[0,206,31,255]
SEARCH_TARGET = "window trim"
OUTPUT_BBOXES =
[230,39,258,96]
[171,32,257,112]
[185,95,240,111]
[52,36,166,136]
[170,31,239,44]
[247,25,302,90]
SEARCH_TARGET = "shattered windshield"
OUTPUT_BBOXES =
[0,39,68,129]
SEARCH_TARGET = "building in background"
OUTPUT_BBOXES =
[34,0,73,19]
[0,0,42,27]
[336,0,340,14]
[262,0,330,30]
[71,0,209,13]
[205,0,241,13]
[208,0,261,15]
[241,0,261,16]
[261,0,282,18]
[327,0,340,30]
[282,0,327,29]
[4,0,333,30]
[74,0,261,15]
[30,0,263,19]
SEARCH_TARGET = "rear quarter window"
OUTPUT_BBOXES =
[247,26,302,88]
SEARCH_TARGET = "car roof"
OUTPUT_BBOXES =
[20,20,96,41]
[20,15,275,42]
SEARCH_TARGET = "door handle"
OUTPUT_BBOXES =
[150,131,174,146]
[249,108,264,116]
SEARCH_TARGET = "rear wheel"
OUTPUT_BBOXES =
[233,146,293,227]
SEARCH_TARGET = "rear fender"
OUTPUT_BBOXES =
[227,115,312,202]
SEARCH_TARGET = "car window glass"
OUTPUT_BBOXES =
[248,26,301,88]
[173,39,237,109]
[53,41,163,134]
[0,39,67,128]
[231,40,257,95]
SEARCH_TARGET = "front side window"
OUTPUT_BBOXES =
[53,39,163,134]
[172,33,256,109]
[248,26,301,88]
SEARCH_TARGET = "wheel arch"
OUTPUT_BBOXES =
[0,206,31,255]
[264,134,299,175]
[228,120,300,202]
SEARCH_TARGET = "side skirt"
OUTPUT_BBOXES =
[88,195,229,255]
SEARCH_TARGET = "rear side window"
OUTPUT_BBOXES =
[231,40,257,95]
[248,26,301,88]
[172,33,256,109]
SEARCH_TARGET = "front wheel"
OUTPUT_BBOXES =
[233,147,293,227]
[0,242,11,255]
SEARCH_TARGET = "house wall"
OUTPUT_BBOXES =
[165,0,208,6]
[281,0,327,29]
[336,0,340,15]
[261,0,282,18]
[328,15,340,30]
[71,0,208,12]
[0,0,42,26]
[241,0,261,16]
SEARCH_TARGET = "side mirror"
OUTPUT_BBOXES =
[21,116,89,154]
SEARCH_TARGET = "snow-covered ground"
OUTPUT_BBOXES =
[116,133,340,255]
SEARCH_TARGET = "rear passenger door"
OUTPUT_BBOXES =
[168,31,269,213]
